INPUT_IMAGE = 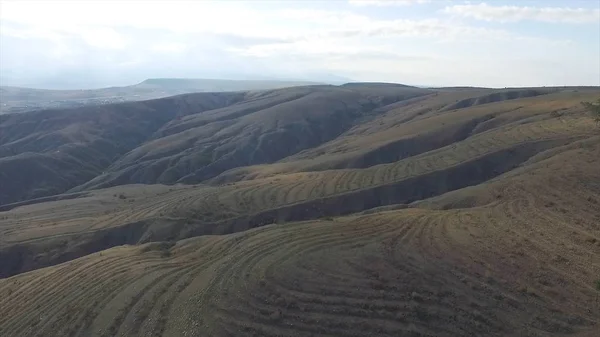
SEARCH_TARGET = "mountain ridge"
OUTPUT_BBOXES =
[0,78,326,114]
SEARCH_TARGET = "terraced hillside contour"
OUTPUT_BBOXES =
[0,84,430,205]
[0,85,599,336]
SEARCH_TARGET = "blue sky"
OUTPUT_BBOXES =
[0,0,598,88]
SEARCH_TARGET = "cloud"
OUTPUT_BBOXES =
[78,27,127,49]
[0,2,574,45]
[0,0,597,88]
[1,22,126,50]
[443,3,600,24]
[230,17,571,59]
[349,0,430,6]
[329,19,511,40]
[3,2,564,53]
[150,42,188,54]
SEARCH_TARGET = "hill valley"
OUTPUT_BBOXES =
[0,84,599,337]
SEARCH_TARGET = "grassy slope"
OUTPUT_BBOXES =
[0,92,244,204]
[0,136,599,337]
[0,86,599,336]
[72,85,431,189]
[1,88,598,274]
[0,85,432,205]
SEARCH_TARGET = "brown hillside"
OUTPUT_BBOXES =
[0,85,599,336]
[72,85,431,190]
[1,87,598,277]
[0,134,599,336]
[0,92,244,205]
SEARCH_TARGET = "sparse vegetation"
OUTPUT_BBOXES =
[1,86,599,336]
[581,98,600,125]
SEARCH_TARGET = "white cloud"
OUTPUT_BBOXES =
[229,17,571,59]
[349,0,430,6]
[0,1,577,44]
[0,0,597,87]
[78,27,127,49]
[0,1,265,38]
[444,3,600,24]
[150,42,189,54]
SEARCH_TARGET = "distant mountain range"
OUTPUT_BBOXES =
[0,78,326,114]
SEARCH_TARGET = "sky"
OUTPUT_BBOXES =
[0,0,599,89]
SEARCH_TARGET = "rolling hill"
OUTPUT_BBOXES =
[0,84,599,336]
[0,78,323,114]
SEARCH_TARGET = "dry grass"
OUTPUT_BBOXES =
[1,141,599,336]
[1,89,599,272]
[0,86,599,336]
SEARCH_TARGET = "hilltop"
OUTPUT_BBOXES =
[0,78,323,114]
